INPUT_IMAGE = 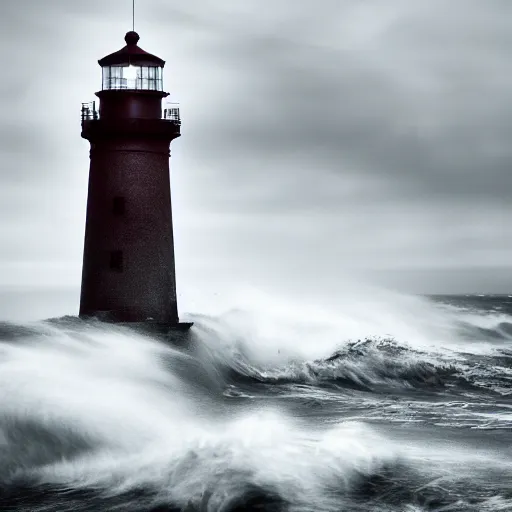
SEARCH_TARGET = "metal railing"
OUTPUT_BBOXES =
[163,107,181,124]
[81,101,181,125]
[81,102,99,122]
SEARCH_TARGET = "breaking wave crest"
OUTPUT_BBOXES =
[211,338,461,392]
[190,295,512,396]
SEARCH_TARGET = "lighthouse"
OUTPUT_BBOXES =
[79,31,189,329]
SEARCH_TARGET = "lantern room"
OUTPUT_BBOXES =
[98,31,166,92]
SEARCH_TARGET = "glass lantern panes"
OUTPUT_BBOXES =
[102,66,163,91]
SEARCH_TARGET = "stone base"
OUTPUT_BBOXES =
[118,321,193,332]
[116,321,194,346]
[79,313,194,346]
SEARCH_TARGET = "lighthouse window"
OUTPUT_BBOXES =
[110,251,123,272]
[135,66,163,91]
[102,65,163,91]
[112,196,125,215]
[102,66,126,90]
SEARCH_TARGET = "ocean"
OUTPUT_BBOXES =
[0,292,511,511]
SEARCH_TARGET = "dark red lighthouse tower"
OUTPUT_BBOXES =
[80,31,188,328]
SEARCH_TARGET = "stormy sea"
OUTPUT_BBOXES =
[1,291,512,511]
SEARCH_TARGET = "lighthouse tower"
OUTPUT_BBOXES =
[79,31,188,328]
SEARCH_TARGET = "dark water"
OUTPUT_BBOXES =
[1,293,512,511]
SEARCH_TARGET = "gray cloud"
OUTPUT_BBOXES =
[173,0,512,202]
[0,0,511,312]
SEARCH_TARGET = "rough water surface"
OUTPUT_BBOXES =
[0,293,511,511]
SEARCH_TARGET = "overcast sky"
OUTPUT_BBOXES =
[1,0,511,319]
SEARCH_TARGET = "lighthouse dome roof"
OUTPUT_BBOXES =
[98,32,165,67]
